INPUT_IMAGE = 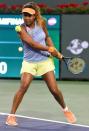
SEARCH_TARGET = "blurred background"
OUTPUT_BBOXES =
[0,0,86,6]
[0,0,87,7]
[0,0,89,126]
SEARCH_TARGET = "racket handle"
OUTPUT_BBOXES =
[57,52,63,60]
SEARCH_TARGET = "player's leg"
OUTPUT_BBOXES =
[42,71,66,108]
[42,71,76,123]
[6,72,33,126]
[11,72,33,114]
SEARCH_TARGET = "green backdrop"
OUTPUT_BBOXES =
[0,14,60,79]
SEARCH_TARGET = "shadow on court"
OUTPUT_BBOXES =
[0,113,89,131]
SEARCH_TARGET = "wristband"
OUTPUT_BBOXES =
[48,47,55,53]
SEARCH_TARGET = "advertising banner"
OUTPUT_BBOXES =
[61,15,89,80]
[0,15,60,78]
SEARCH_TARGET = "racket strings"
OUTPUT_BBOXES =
[68,58,85,74]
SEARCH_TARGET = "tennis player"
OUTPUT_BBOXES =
[6,2,76,126]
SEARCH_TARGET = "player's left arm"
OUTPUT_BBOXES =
[42,21,54,47]
[42,21,63,60]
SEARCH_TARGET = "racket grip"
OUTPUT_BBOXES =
[57,52,63,60]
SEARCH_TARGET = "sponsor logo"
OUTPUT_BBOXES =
[48,17,57,26]
[0,17,23,25]
[67,39,89,55]
[0,62,7,74]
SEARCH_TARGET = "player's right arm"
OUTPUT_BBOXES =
[15,25,63,60]
[17,26,49,51]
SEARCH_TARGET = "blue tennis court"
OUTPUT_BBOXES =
[0,113,89,131]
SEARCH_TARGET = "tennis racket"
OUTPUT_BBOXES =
[62,56,85,74]
[40,51,85,74]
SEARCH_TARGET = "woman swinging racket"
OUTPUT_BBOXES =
[6,2,76,126]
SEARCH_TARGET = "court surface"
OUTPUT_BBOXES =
[0,113,89,131]
[0,79,89,126]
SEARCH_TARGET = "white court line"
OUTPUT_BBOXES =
[0,112,89,128]
[0,57,23,59]
[0,41,21,44]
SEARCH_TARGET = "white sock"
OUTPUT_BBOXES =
[9,114,15,116]
[62,106,68,112]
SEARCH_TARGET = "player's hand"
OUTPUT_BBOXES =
[51,49,58,57]
[48,47,63,60]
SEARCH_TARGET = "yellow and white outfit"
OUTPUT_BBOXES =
[21,57,55,76]
[20,21,55,76]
